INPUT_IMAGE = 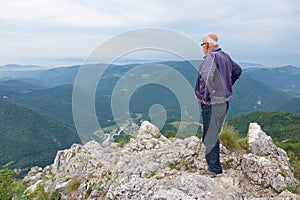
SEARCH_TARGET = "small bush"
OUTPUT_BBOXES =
[0,162,28,200]
[11,180,27,199]
[27,183,49,200]
[220,124,242,151]
[0,162,16,200]
[115,133,131,148]
[50,190,60,200]
[223,158,234,170]
[237,137,249,151]
[166,160,180,170]
[85,187,92,198]
[117,139,128,148]
[283,185,297,194]
[0,162,61,199]
[67,176,82,193]
[164,130,177,138]
[114,133,131,143]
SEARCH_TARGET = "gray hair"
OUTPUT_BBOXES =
[205,37,218,46]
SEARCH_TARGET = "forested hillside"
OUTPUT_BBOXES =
[0,98,81,169]
[227,111,300,163]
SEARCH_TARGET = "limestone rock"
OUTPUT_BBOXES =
[22,121,299,199]
[101,133,115,147]
[243,123,297,192]
[139,120,161,138]
[125,121,170,151]
[23,166,43,185]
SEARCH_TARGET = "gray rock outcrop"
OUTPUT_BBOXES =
[22,121,300,199]
[242,123,297,192]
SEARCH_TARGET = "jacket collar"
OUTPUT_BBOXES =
[211,47,221,52]
[203,48,221,58]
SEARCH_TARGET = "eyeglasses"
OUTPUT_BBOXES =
[201,42,208,46]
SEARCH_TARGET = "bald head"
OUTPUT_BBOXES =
[201,33,219,55]
[203,33,219,47]
[207,34,218,42]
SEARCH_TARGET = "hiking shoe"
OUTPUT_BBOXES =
[199,169,220,177]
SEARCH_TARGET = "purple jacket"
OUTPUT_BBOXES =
[195,48,242,104]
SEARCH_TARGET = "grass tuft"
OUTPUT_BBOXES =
[220,124,242,151]
[67,176,82,193]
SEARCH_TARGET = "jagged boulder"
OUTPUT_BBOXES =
[247,122,291,165]
[242,123,297,192]
[139,120,161,138]
[125,120,171,151]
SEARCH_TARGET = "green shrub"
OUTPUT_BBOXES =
[0,162,17,200]
[0,162,29,200]
[27,183,49,200]
[114,133,131,143]
[237,137,249,151]
[164,130,177,138]
[166,160,180,170]
[25,182,60,200]
[85,187,93,198]
[11,180,27,199]
[114,133,131,148]
[0,162,61,200]
[117,139,129,148]
[50,190,60,200]
[220,124,242,151]
[283,185,297,194]
[67,176,82,193]
[223,158,234,170]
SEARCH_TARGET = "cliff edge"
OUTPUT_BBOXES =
[23,121,299,199]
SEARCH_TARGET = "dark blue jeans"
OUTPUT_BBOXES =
[201,102,228,174]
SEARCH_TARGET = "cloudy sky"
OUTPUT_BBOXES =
[0,0,299,67]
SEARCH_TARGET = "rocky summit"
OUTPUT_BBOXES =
[22,121,299,200]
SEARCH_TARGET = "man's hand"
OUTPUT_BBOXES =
[201,99,209,105]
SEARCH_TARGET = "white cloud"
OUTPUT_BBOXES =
[0,0,299,66]
[0,0,123,27]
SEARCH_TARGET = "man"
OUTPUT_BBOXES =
[195,33,242,176]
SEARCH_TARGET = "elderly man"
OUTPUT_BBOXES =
[195,33,242,176]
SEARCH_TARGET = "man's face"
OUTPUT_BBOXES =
[201,42,209,55]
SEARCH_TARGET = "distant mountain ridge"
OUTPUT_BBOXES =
[238,62,267,69]
[0,61,300,170]
[245,65,300,97]
[0,98,81,169]
[0,64,46,71]
[277,97,300,115]
[0,61,299,127]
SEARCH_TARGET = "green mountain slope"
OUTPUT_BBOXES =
[245,65,300,97]
[228,74,291,117]
[277,97,300,115]
[227,111,300,164]
[227,111,300,143]
[0,98,81,169]
[0,79,45,91]
[11,84,75,126]
[0,82,75,126]
[1,62,296,127]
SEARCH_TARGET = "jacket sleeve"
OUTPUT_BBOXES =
[195,72,200,100]
[231,59,242,85]
[195,72,205,100]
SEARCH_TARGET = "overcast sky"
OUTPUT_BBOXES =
[0,0,299,67]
